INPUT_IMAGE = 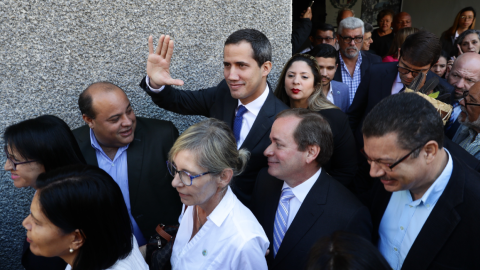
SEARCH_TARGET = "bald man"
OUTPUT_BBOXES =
[393,12,412,33]
[445,54,480,138]
[72,82,182,246]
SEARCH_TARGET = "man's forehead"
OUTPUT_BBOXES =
[316,57,336,66]
[223,41,255,61]
[316,30,333,37]
[342,28,362,35]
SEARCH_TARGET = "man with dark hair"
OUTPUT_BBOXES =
[309,44,350,111]
[392,12,412,33]
[348,31,453,147]
[362,22,374,52]
[139,29,289,206]
[361,93,480,270]
[251,108,371,270]
[73,82,181,247]
[300,23,337,53]
[334,17,382,104]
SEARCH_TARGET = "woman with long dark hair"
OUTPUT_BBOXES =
[441,7,476,56]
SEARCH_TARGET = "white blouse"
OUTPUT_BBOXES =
[171,186,269,270]
[66,235,148,270]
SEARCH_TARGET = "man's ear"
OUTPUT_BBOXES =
[306,144,321,164]
[262,61,273,77]
[309,36,315,43]
[424,140,439,165]
[82,114,95,129]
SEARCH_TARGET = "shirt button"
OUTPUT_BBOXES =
[400,226,404,230]
[409,205,413,208]
[426,204,430,208]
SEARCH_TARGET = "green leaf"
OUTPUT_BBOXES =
[428,91,440,99]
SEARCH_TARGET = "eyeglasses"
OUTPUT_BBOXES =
[463,93,480,108]
[314,37,335,42]
[4,148,37,171]
[360,144,425,171]
[166,161,212,186]
[460,15,474,20]
[397,62,429,78]
[338,35,363,44]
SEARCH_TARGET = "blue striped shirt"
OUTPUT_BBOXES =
[89,129,147,246]
[339,52,363,104]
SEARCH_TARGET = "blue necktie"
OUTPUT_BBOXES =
[273,187,295,257]
[233,105,248,143]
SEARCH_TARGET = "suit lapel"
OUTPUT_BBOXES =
[401,158,464,270]
[264,177,283,264]
[76,127,98,166]
[380,63,398,99]
[222,90,238,127]
[273,171,328,267]
[127,124,145,210]
[360,51,369,78]
[240,88,276,150]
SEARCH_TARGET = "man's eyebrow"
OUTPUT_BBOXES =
[106,103,131,120]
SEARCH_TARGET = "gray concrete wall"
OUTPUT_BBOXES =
[403,0,480,37]
[0,1,292,268]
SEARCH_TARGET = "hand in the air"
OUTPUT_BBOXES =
[147,35,184,88]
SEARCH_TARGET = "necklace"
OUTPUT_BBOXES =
[196,205,204,230]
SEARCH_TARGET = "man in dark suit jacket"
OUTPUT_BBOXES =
[251,109,371,270]
[139,29,289,206]
[361,93,480,270]
[333,17,382,104]
[72,82,182,246]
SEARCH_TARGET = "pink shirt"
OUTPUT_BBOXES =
[382,55,399,63]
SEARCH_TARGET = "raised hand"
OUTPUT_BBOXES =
[300,7,312,20]
[147,35,184,88]
[457,44,464,55]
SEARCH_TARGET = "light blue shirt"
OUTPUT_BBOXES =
[89,129,147,246]
[378,149,453,270]
[339,51,363,104]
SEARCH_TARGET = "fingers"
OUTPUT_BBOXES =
[160,35,170,58]
[165,39,175,64]
[148,36,154,55]
[155,35,165,55]
[169,78,185,86]
[457,44,463,55]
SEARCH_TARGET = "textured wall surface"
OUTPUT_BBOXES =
[0,1,291,268]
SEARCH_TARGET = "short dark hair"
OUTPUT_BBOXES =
[3,115,86,172]
[364,22,374,34]
[276,108,333,166]
[309,44,338,65]
[306,231,391,270]
[36,164,133,270]
[454,29,480,56]
[376,9,395,24]
[224,29,272,67]
[311,23,335,37]
[363,93,444,157]
[400,31,442,67]
[78,81,123,119]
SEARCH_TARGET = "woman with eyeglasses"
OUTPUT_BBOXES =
[168,118,269,270]
[3,115,86,270]
[441,7,476,56]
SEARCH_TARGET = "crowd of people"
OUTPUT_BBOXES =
[4,5,480,270]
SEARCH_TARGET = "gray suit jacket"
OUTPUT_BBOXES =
[331,80,350,112]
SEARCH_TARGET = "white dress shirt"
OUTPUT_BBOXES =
[171,186,269,270]
[145,75,269,149]
[326,83,334,105]
[378,150,453,270]
[281,168,322,229]
[391,72,404,95]
[65,235,148,270]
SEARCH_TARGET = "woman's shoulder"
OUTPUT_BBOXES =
[106,236,149,270]
[229,196,268,242]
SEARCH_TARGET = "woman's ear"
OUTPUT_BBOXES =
[218,168,233,189]
[70,229,85,250]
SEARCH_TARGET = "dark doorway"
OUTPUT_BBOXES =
[292,0,327,53]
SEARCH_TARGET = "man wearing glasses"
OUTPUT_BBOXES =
[361,93,480,270]
[333,17,381,104]
[453,82,480,159]
[300,23,337,53]
[348,31,453,150]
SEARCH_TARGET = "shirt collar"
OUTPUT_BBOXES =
[89,129,129,160]
[408,149,453,207]
[237,84,269,117]
[207,186,235,227]
[339,51,362,69]
[329,82,333,94]
[282,167,322,203]
[395,72,402,84]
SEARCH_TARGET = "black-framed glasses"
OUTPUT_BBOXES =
[338,35,363,44]
[397,62,429,78]
[462,93,480,108]
[4,148,37,171]
[360,143,425,171]
[166,161,212,186]
[314,37,335,42]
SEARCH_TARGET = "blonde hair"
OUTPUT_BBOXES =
[274,54,338,111]
[168,118,250,178]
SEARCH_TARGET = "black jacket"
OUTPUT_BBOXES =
[333,50,382,83]
[139,78,289,206]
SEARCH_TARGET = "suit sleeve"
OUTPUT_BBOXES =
[347,68,372,133]
[291,18,312,54]
[139,76,219,117]
[345,205,373,242]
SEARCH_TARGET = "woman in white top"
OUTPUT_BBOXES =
[168,118,269,270]
[22,164,148,270]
